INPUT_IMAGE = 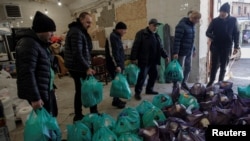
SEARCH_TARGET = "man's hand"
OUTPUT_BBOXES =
[165,57,169,64]
[193,51,196,58]
[173,54,178,59]
[233,48,239,55]
[31,99,44,110]
[115,67,121,73]
[86,68,96,75]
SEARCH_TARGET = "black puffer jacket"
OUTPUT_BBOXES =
[173,17,195,56]
[130,27,168,67]
[64,19,93,72]
[15,29,52,102]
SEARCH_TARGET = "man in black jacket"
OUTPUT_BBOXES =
[64,12,97,122]
[131,19,169,100]
[16,11,58,117]
[206,2,240,87]
[105,22,127,108]
[172,11,201,91]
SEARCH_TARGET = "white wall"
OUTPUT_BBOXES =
[0,0,72,35]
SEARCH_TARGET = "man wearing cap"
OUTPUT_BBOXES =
[105,22,127,108]
[16,11,58,117]
[131,18,169,100]
[64,12,97,122]
[206,2,240,87]
[172,11,201,91]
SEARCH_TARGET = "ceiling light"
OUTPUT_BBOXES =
[58,0,62,6]
[45,9,48,14]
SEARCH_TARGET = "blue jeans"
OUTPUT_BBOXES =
[177,50,192,84]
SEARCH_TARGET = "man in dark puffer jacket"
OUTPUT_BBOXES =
[64,12,97,122]
[172,11,201,91]
[16,11,58,117]
[206,2,240,87]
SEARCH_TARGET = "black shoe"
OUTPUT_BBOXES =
[134,93,141,100]
[181,83,190,91]
[116,98,126,104]
[146,90,158,95]
[73,114,84,122]
[112,100,126,109]
[206,82,213,88]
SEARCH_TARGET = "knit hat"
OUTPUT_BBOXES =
[115,22,127,29]
[32,11,56,33]
[220,2,230,13]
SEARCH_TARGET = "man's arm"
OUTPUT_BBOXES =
[70,31,90,70]
[173,23,185,57]
[233,18,240,49]
[206,20,215,40]
[109,34,122,68]
[130,31,142,61]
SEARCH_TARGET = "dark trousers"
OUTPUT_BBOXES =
[209,47,232,83]
[69,70,98,116]
[135,64,158,94]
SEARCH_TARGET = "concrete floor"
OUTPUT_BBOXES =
[9,75,175,141]
[8,45,250,140]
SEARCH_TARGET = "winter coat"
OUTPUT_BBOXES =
[15,29,54,102]
[130,27,168,67]
[64,19,93,72]
[206,16,239,49]
[173,17,195,56]
[105,30,125,71]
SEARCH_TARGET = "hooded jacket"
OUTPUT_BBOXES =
[15,29,54,102]
[64,19,93,72]
[173,17,195,56]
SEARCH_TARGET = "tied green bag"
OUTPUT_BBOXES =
[178,93,199,110]
[92,127,118,141]
[93,113,116,132]
[142,106,167,128]
[124,64,140,85]
[110,73,132,99]
[67,121,91,141]
[238,85,250,98]
[152,94,173,109]
[24,108,61,141]
[165,59,183,82]
[115,107,140,135]
[81,76,103,107]
[136,100,156,116]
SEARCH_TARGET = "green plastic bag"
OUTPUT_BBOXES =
[136,100,155,116]
[124,64,140,85]
[115,107,140,135]
[81,76,103,107]
[92,127,118,141]
[142,106,167,128]
[238,85,250,98]
[110,73,132,99]
[152,94,173,109]
[93,113,116,132]
[118,133,143,141]
[67,121,91,141]
[165,59,183,82]
[81,113,99,133]
[178,93,199,110]
[24,108,61,141]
